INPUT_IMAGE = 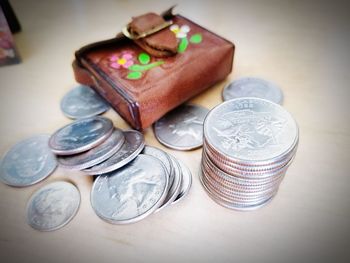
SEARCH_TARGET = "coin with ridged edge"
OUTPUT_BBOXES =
[204,98,298,165]
[199,171,275,211]
[204,138,298,171]
[91,154,168,224]
[142,145,174,186]
[202,149,291,181]
[172,159,192,204]
[201,170,280,199]
[202,159,285,188]
[49,116,113,155]
[201,179,277,204]
[200,98,298,210]
[156,154,182,212]
[0,135,57,187]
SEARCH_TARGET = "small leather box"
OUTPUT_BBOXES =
[73,8,234,130]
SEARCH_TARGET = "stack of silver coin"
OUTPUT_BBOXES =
[48,116,192,224]
[48,116,134,172]
[90,147,192,224]
[200,98,299,211]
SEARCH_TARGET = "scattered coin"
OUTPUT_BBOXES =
[60,85,109,119]
[156,154,182,212]
[26,181,80,231]
[154,104,209,150]
[172,159,192,204]
[0,135,57,187]
[57,129,125,170]
[8,91,296,230]
[91,154,169,224]
[83,130,145,175]
[222,77,284,105]
[49,116,113,155]
[201,98,298,210]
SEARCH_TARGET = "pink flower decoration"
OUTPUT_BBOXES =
[109,51,134,69]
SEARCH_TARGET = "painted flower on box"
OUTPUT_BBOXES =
[109,51,134,69]
[170,24,203,53]
[108,25,203,80]
[170,24,190,39]
[108,51,164,80]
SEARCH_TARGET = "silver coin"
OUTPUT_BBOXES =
[142,145,174,186]
[202,159,285,189]
[26,181,80,231]
[91,154,169,224]
[172,159,192,204]
[83,130,145,175]
[204,138,298,172]
[0,135,57,187]
[201,178,276,205]
[60,85,109,119]
[204,98,298,165]
[202,178,281,201]
[49,116,113,155]
[154,104,209,150]
[201,167,280,199]
[202,149,292,181]
[222,77,284,105]
[156,154,182,212]
[199,170,274,211]
[57,129,125,170]
[200,98,298,210]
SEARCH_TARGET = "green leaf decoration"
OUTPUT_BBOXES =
[190,33,202,44]
[178,37,189,53]
[128,61,164,71]
[127,71,142,80]
[138,53,150,65]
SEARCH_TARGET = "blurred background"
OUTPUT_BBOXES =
[0,1,349,263]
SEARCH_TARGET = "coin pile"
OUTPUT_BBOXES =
[49,116,144,173]
[89,146,192,224]
[1,111,193,230]
[47,116,192,224]
[201,97,298,211]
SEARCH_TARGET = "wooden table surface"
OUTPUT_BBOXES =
[1,1,349,262]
